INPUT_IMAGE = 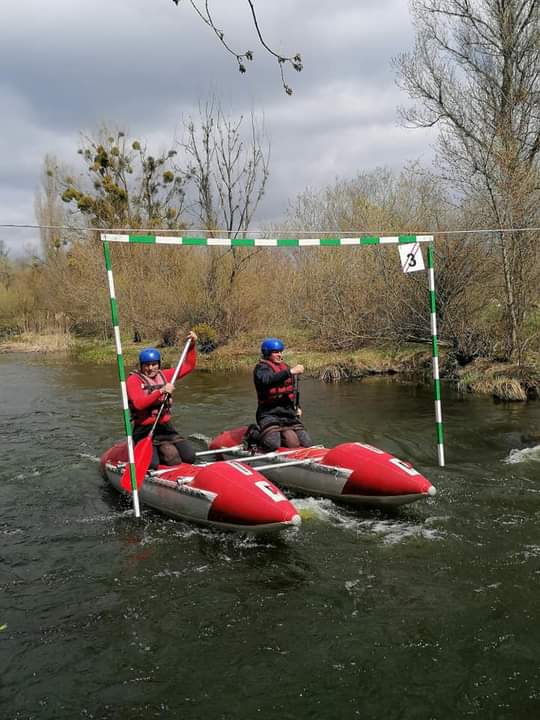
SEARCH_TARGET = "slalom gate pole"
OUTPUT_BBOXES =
[101,232,444,467]
[427,244,445,466]
[103,240,141,517]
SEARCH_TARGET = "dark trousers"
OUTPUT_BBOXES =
[256,410,312,452]
[259,427,312,452]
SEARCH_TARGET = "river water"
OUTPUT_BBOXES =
[1,353,539,719]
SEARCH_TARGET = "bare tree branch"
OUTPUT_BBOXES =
[171,0,302,94]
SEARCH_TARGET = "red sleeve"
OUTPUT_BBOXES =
[162,345,197,382]
[126,373,162,410]
[179,344,196,378]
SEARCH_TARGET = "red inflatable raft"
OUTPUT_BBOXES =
[208,427,436,507]
[100,441,302,533]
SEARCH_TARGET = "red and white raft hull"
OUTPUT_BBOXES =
[209,427,436,507]
[100,442,301,534]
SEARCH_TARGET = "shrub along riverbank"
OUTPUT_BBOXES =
[2,331,539,402]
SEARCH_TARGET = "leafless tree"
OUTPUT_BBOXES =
[0,240,12,290]
[182,102,270,235]
[34,155,70,259]
[180,101,271,337]
[394,0,540,360]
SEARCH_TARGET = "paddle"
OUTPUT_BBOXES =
[293,374,300,414]
[121,337,194,492]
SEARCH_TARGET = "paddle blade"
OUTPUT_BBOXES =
[120,436,153,492]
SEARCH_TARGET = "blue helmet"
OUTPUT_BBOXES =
[139,347,161,366]
[261,337,285,357]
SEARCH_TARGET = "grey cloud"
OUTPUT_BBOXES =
[2,0,412,128]
[0,0,434,255]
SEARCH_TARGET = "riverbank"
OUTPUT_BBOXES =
[1,331,539,401]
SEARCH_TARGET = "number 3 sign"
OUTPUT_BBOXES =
[398,242,425,273]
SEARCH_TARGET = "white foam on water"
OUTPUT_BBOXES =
[294,497,444,543]
[424,515,451,528]
[77,452,101,463]
[364,519,443,544]
[1,527,22,536]
[503,445,540,464]
[515,544,540,560]
[13,468,41,479]
[154,521,280,550]
[154,568,185,578]
[294,496,338,521]
[77,511,130,523]
[473,582,502,593]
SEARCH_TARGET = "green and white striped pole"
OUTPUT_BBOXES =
[427,244,445,466]
[103,240,140,517]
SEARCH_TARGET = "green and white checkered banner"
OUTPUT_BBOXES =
[102,234,434,246]
[102,231,444,517]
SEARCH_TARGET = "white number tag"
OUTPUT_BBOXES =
[255,480,287,502]
[389,458,419,476]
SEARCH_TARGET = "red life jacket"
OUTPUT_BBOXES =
[257,359,296,407]
[128,369,172,426]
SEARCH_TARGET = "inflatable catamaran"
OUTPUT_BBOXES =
[101,427,435,533]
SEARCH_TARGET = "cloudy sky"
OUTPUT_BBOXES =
[1,0,437,255]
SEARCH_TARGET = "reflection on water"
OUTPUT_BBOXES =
[1,353,539,719]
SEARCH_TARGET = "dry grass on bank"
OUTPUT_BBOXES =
[199,342,435,379]
[457,359,540,400]
[311,346,434,382]
[0,331,73,354]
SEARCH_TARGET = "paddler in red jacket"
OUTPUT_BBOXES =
[252,337,313,451]
[127,330,197,468]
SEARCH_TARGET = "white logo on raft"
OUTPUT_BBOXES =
[354,443,420,475]
[227,461,253,476]
[255,480,287,502]
[354,442,385,454]
[389,458,419,476]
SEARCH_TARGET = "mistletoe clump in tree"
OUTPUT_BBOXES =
[61,129,187,230]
